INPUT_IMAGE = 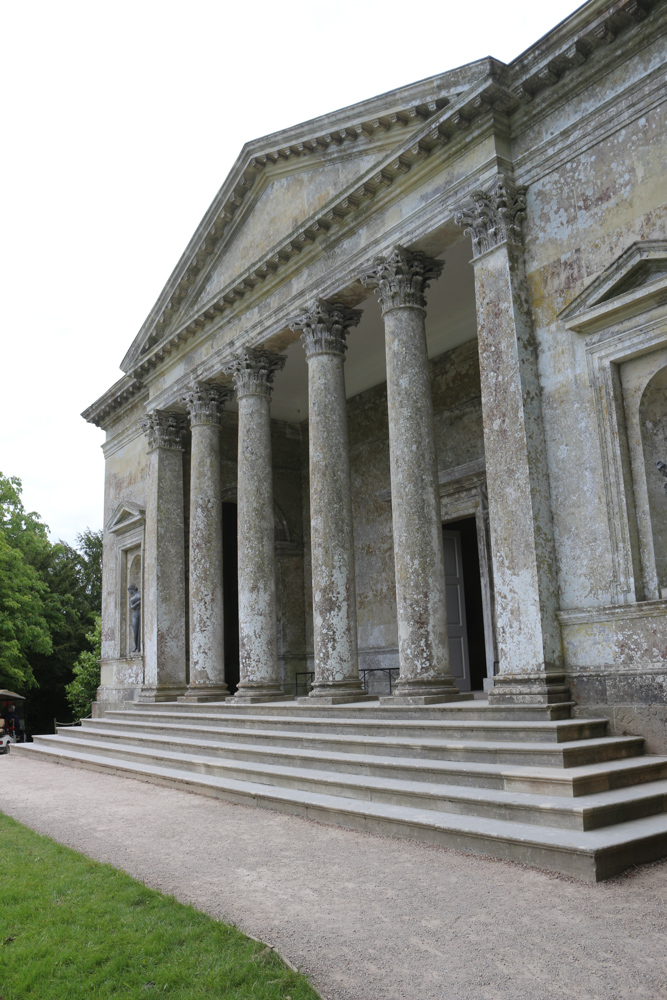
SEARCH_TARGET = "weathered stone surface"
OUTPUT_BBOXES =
[362,248,465,703]
[181,383,232,701]
[294,300,368,703]
[457,179,562,704]
[86,5,667,754]
[225,350,286,702]
[140,412,188,701]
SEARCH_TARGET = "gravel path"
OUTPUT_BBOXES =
[3,754,667,1000]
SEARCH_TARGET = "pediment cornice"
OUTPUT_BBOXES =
[82,374,146,428]
[560,240,667,333]
[124,67,521,382]
[86,0,664,428]
[106,501,146,535]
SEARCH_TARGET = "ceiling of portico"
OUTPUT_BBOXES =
[263,234,477,423]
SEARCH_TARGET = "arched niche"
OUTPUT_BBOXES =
[639,367,667,593]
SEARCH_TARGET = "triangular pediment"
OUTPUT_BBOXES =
[560,241,667,332]
[191,149,388,312]
[119,59,500,377]
[107,501,146,534]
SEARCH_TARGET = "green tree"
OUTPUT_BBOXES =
[0,472,103,732]
[0,530,52,689]
[65,614,101,719]
[76,527,103,614]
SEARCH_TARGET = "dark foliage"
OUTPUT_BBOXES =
[0,472,102,735]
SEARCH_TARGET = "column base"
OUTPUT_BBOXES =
[177,685,230,703]
[488,671,571,706]
[137,684,187,703]
[383,676,472,705]
[299,680,377,705]
[232,683,291,704]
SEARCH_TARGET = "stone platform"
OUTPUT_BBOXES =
[15,699,667,881]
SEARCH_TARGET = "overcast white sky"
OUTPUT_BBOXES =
[0,0,584,545]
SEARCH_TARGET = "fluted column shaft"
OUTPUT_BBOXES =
[296,301,368,703]
[226,349,286,702]
[362,247,464,703]
[140,411,187,702]
[181,383,232,701]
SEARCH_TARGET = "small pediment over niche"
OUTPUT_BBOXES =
[107,501,146,535]
[560,241,667,334]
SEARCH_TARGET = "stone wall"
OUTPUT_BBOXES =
[521,31,667,749]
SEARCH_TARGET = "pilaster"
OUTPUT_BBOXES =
[455,176,567,705]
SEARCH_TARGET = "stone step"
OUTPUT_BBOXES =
[102,709,607,744]
[81,717,643,767]
[60,726,667,796]
[123,700,576,722]
[14,741,667,882]
[32,734,667,832]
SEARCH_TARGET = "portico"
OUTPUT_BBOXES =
[86,0,667,755]
[43,0,665,879]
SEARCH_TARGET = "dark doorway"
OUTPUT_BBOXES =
[222,502,240,694]
[443,517,487,692]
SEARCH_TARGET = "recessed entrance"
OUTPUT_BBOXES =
[222,502,240,695]
[443,517,486,692]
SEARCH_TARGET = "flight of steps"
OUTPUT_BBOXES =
[14,699,667,881]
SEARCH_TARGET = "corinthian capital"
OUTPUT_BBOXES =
[141,410,187,451]
[360,246,443,315]
[224,348,286,399]
[455,175,527,258]
[182,381,233,426]
[293,299,362,359]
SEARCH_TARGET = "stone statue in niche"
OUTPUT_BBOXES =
[128,585,141,653]
[656,461,667,496]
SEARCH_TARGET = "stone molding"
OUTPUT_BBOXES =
[454,175,527,258]
[293,299,362,359]
[360,245,443,314]
[106,501,146,535]
[181,381,233,426]
[377,458,486,503]
[557,598,667,626]
[224,348,286,399]
[141,410,187,451]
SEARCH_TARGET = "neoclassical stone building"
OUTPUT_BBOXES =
[85,0,667,751]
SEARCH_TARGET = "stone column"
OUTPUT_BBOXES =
[455,176,566,705]
[293,300,369,703]
[140,410,188,701]
[180,382,232,702]
[225,349,286,702]
[361,247,465,704]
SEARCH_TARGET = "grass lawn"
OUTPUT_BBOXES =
[0,812,320,999]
